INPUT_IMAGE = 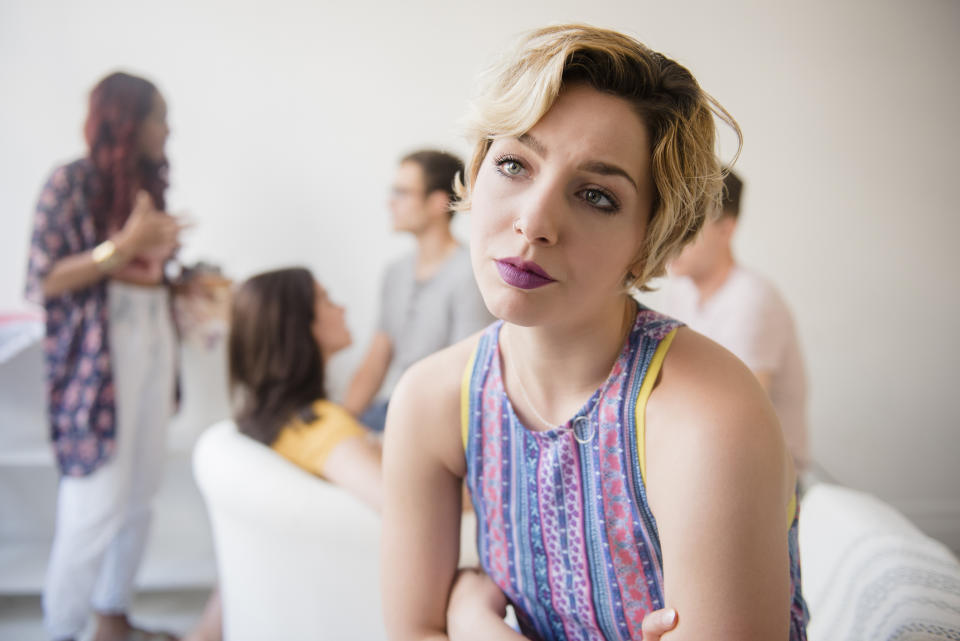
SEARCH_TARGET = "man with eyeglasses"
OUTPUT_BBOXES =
[344,150,492,433]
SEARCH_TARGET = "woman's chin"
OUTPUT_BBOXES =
[482,289,552,328]
[333,336,352,356]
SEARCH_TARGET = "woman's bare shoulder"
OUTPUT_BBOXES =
[385,330,486,477]
[657,327,780,439]
[647,327,792,496]
[393,330,482,404]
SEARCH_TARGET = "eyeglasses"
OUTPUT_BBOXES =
[389,186,426,200]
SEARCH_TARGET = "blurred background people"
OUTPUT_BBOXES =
[343,150,492,432]
[228,268,382,508]
[25,71,187,641]
[661,168,809,470]
[184,267,382,641]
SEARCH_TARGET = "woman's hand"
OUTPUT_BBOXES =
[110,257,166,284]
[446,568,511,640]
[642,607,679,640]
[446,567,679,641]
[115,190,185,257]
[38,190,187,297]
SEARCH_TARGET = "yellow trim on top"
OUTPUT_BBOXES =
[461,345,478,450]
[635,327,679,487]
[632,327,798,528]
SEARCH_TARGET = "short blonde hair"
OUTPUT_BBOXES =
[456,24,741,290]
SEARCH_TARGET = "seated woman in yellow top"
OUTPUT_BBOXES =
[185,266,381,641]
[228,266,381,508]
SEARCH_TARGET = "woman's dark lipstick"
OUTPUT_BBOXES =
[495,258,555,290]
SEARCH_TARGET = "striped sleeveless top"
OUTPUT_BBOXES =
[461,306,808,640]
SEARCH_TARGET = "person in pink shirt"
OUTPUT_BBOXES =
[664,169,809,469]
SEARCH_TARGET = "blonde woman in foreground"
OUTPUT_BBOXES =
[381,24,807,641]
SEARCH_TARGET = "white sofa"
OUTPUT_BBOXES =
[194,419,960,640]
[799,483,960,640]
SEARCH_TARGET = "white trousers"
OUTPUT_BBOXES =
[43,281,176,641]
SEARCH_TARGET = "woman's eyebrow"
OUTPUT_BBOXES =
[578,160,638,193]
[518,132,638,192]
[518,133,547,156]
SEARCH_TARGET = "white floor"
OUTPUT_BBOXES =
[0,588,211,641]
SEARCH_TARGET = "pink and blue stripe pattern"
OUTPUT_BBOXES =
[463,306,808,640]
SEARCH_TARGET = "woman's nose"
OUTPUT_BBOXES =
[513,183,561,246]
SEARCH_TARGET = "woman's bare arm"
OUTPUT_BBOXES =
[645,329,796,641]
[343,331,392,416]
[42,191,183,297]
[381,339,488,641]
[381,361,460,639]
[321,435,383,513]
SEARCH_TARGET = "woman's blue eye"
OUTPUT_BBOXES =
[501,160,523,175]
[583,188,615,210]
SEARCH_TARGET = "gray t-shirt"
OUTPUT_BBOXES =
[376,245,493,399]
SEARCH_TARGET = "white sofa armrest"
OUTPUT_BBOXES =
[799,483,960,640]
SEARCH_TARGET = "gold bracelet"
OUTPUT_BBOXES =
[92,240,123,272]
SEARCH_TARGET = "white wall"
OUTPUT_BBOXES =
[2,0,958,550]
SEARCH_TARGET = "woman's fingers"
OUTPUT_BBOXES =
[641,607,678,640]
[133,189,155,213]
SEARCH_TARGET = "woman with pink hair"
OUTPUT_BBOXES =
[26,71,187,641]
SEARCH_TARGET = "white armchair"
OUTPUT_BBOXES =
[193,419,386,641]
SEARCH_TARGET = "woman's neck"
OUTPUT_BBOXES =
[502,295,636,428]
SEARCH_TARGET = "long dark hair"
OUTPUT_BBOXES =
[84,71,168,240]
[228,267,326,445]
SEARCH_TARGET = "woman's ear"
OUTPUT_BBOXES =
[623,251,647,288]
